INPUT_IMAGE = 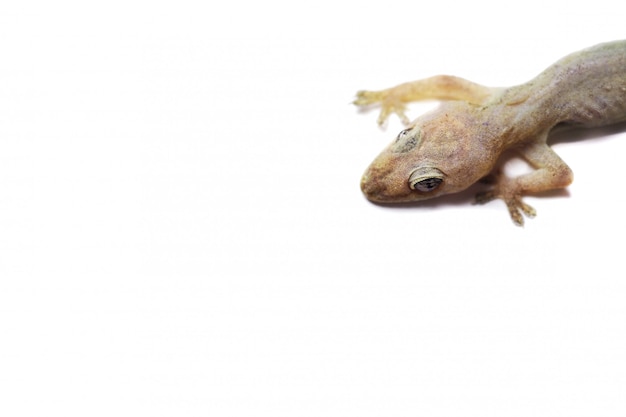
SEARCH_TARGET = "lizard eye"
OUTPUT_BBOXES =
[408,167,445,192]
[395,128,411,142]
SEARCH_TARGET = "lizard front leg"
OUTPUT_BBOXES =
[354,75,495,126]
[475,139,574,226]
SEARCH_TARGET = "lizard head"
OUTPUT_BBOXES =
[361,104,499,203]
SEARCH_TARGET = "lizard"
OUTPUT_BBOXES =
[354,40,626,225]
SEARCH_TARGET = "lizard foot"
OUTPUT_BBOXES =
[474,189,536,227]
[353,90,410,126]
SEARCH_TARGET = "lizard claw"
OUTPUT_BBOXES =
[474,190,536,227]
[354,90,411,126]
[504,196,536,226]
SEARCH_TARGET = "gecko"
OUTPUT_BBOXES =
[354,40,626,225]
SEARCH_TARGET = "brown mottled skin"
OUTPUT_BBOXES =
[354,40,626,225]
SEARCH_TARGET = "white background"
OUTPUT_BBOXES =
[1,1,625,416]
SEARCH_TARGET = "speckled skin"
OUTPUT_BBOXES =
[354,41,626,225]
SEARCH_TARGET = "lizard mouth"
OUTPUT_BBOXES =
[360,167,414,203]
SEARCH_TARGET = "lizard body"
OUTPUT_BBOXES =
[355,40,626,225]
